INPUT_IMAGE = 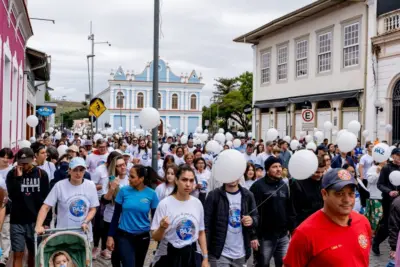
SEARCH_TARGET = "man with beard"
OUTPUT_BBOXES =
[284,168,371,266]
[290,161,325,227]
[204,179,258,266]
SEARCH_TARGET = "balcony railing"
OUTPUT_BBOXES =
[378,9,400,35]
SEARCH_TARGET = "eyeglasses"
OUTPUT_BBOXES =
[116,163,126,168]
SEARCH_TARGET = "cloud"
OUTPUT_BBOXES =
[27,0,315,104]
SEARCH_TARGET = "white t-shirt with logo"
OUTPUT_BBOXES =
[37,161,56,181]
[222,191,245,259]
[173,155,185,166]
[44,179,100,241]
[151,195,204,263]
[103,176,129,223]
[86,153,109,174]
[133,149,152,167]
[359,154,374,178]
[244,153,257,165]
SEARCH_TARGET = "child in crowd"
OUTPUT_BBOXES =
[51,251,74,267]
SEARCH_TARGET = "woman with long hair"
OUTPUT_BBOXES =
[174,147,185,166]
[327,143,336,159]
[155,164,178,201]
[256,143,264,155]
[244,163,256,189]
[101,155,129,261]
[184,153,194,168]
[106,165,159,267]
[133,140,152,167]
[151,165,209,267]
[158,155,175,179]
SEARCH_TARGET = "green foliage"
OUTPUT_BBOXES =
[202,72,253,132]
[44,90,51,101]
[58,108,89,128]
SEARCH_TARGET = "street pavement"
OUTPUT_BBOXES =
[92,240,391,267]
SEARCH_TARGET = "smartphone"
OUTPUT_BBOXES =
[109,175,116,182]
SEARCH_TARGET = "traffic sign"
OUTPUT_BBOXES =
[302,109,315,131]
[89,98,107,118]
[243,104,252,115]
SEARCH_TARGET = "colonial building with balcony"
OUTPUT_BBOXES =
[96,58,204,134]
[234,0,368,142]
[365,0,400,143]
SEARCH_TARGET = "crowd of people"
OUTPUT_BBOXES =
[0,130,399,266]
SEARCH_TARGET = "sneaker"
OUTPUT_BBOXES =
[92,247,100,260]
[100,249,112,260]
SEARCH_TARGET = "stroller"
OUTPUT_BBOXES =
[35,228,92,267]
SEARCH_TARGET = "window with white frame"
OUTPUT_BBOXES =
[277,46,288,80]
[343,22,359,67]
[318,32,332,73]
[296,40,308,77]
[261,52,271,84]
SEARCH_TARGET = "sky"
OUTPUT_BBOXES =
[27,0,315,106]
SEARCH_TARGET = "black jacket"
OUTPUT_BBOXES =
[388,196,400,250]
[377,162,400,201]
[290,177,323,227]
[51,162,91,189]
[6,166,50,225]
[204,185,258,260]
[250,176,295,240]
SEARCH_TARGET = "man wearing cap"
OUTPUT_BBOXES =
[284,168,371,266]
[278,140,291,170]
[6,148,50,267]
[250,157,295,267]
[85,140,93,155]
[373,147,400,255]
[67,145,80,158]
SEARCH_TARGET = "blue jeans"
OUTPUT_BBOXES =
[258,234,289,267]
[117,230,150,267]
[386,259,395,267]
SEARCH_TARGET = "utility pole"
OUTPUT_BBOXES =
[151,0,160,171]
[88,21,111,136]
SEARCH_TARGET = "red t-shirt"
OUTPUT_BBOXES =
[283,210,371,267]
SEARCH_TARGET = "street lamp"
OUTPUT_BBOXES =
[374,99,384,140]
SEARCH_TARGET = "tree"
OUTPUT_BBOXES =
[213,78,237,98]
[236,71,253,102]
[220,90,252,132]
[44,90,51,101]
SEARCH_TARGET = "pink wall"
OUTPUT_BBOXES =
[0,1,27,149]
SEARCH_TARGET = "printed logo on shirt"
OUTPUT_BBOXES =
[248,160,254,164]
[176,219,195,241]
[142,154,148,161]
[228,208,241,228]
[69,198,87,217]
[140,198,150,204]
[337,170,351,181]
[97,160,106,167]
[358,234,368,249]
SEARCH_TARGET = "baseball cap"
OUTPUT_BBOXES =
[16,148,34,164]
[255,164,264,171]
[392,148,400,155]
[69,157,86,170]
[67,145,79,153]
[322,168,357,191]
[123,152,131,157]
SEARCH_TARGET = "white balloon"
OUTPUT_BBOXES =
[193,138,202,146]
[26,115,39,128]
[332,130,338,136]
[118,126,123,132]
[196,127,203,134]
[299,131,306,138]
[226,141,233,147]
[386,124,393,133]
[324,121,333,131]
[372,143,391,163]
[266,128,278,141]
[82,135,88,140]
[362,130,369,137]
[290,140,300,151]
[57,145,68,157]
[167,123,171,129]
[288,150,318,180]
[225,132,233,141]
[181,135,188,144]
[172,129,177,135]
[106,128,113,135]
[19,140,31,149]
[248,132,253,138]
[314,131,324,143]
[204,129,209,134]
[206,140,220,154]
[48,127,54,133]
[314,128,318,133]
[337,129,348,140]
[348,120,361,134]
[214,149,247,184]
[162,143,170,153]
[306,142,317,151]
[29,137,36,143]
[390,171,400,186]
[93,133,103,142]
[218,128,225,134]
[305,135,313,143]
[283,136,291,143]
[199,133,208,142]
[55,132,62,140]
[139,107,160,129]
[233,139,241,148]
[337,132,357,153]
[214,133,226,144]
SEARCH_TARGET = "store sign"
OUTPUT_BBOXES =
[37,107,54,117]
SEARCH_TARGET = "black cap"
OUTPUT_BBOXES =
[317,145,328,152]
[322,168,357,191]
[392,148,400,156]
[264,156,282,171]
[16,148,34,164]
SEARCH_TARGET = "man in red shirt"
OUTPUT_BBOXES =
[283,168,371,267]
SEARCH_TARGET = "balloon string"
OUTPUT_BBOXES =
[247,182,287,215]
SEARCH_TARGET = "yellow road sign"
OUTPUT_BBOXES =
[89,98,106,118]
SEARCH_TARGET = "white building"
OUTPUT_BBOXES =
[234,0,368,143]
[96,58,204,134]
[365,0,400,143]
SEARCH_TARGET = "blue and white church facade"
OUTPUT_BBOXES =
[96,58,204,135]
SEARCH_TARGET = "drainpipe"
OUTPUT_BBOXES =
[362,2,369,143]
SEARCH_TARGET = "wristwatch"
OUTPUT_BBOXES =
[203,254,208,259]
